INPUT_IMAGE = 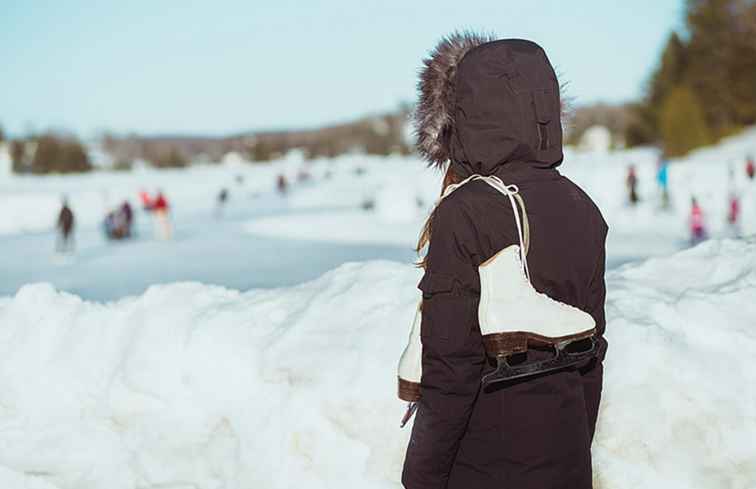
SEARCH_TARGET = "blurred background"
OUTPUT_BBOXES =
[0,0,755,301]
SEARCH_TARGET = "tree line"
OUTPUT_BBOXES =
[1,107,412,174]
[625,0,756,156]
[9,133,92,174]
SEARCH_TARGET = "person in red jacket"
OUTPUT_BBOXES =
[690,197,706,244]
[139,190,154,211]
[153,190,172,240]
[746,156,755,181]
[727,192,740,236]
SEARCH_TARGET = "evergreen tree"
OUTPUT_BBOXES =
[31,135,60,174]
[10,140,27,173]
[29,134,92,174]
[251,140,275,162]
[727,0,756,126]
[627,0,756,149]
[685,0,740,134]
[152,146,188,168]
[648,33,688,112]
[659,86,711,156]
[624,103,658,147]
[625,33,688,146]
[59,139,92,172]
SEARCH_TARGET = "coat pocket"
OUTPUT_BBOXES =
[418,272,475,342]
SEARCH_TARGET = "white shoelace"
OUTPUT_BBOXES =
[439,174,531,281]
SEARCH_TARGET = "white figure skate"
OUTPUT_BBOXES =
[397,302,422,427]
[398,301,422,402]
[473,176,596,386]
[478,245,596,386]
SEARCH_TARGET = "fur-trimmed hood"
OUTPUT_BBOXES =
[414,33,564,176]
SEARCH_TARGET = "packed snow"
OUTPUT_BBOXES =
[0,238,754,488]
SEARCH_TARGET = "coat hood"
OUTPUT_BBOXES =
[414,33,564,176]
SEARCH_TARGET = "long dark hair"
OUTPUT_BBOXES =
[416,165,463,267]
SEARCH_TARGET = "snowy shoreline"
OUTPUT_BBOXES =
[1,238,754,488]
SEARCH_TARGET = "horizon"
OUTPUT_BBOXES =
[1,1,684,138]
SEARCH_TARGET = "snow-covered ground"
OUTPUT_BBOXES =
[1,129,756,487]
[0,238,754,489]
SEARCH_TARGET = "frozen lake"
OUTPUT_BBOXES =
[0,202,417,301]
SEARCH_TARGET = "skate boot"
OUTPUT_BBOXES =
[397,301,422,402]
[397,302,422,427]
[478,244,596,387]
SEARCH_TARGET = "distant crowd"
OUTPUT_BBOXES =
[625,154,754,245]
[53,167,318,256]
[55,189,172,254]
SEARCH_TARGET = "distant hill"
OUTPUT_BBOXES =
[100,109,413,169]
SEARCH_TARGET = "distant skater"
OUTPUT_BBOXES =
[727,192,740,237]
[747,155,755,181]
[690,197,706,245]
[657,156,670,209]
[726,165,740,237]
[276,174,288,195]
[216,188,229,218]
[626,164,639,205]
[121,201,134,236]
[139,189,154,211]
[153,190,172,240]
[104,201,135,240]
[56,198,75,253]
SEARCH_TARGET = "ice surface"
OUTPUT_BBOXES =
[0,155,427,299]
[0,240,754,488]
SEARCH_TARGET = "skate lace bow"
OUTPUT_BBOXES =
[438,174,531,281]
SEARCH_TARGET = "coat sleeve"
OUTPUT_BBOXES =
[402,202,485,489]
[580,221,608,442]
[587,221,608,348]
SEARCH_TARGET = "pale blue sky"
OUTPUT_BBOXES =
[0,0,684,137]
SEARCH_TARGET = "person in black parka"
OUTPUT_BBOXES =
[402,34,608,489]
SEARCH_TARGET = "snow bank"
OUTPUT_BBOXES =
[595,238,756,489]
[0,262,421,489]
[1,240,755,488]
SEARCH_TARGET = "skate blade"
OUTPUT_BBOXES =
[400,402,418,428]
[482,337,597,387]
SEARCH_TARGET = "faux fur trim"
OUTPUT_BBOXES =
[413,31,496,168]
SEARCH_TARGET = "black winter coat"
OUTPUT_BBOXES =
[402,38,608,489]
